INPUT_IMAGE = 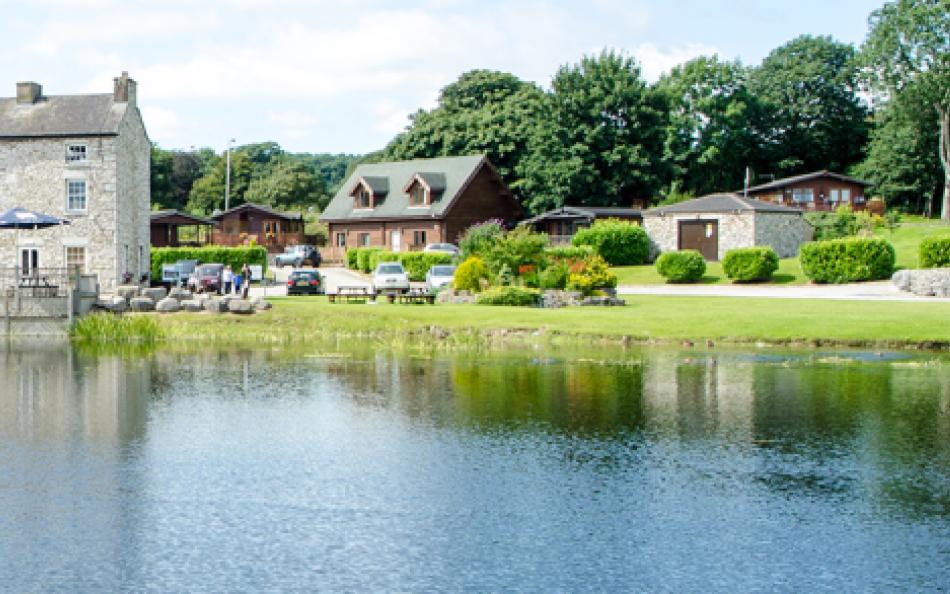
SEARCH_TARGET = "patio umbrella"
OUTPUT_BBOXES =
[0,207,69,275]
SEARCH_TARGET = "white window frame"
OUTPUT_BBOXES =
[64,245,87,273]
[66,143,88,163]
[66,179,87,213]
[791,188,814,203]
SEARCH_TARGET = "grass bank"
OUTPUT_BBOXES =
[612,218,950,286]
[142,296,950,350]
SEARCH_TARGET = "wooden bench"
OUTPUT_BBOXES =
[397,288,436,305]
[328,285,375,303]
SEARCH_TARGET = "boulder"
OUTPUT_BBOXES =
[227,299,254,315]
[141,287,167,302]
[168,287,192,300]
[204,298,228,313]
[116,285,140,301]
[891,270,911,292]
[251,297,272,311]
[181,299,204,312]
[129,296,155,312]
[156,297,180,313]
[897,268,950,297]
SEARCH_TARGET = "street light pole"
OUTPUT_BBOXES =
[225,138,236,211]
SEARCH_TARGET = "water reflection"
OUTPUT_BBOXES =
[0,344,947,590]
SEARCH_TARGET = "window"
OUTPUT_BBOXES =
[66,144,87,163]
[413,230,427,246]
[65,246,86,273]
[841,189,851,203]
[335,232,346,247]
[791,188,814,203]
[358,232,371,246]
[66,179,87,211]
[829,189,840,203]
[20,248,39,274]
[409,184,427,207]
[355,187,373,209]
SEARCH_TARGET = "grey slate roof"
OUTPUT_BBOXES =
[744,170,871,193]
[151,210,214,225]
[210,202,302,221]
[321,155,489,221]
[521,205,642,225]
[645,193,803,216]
[359,176,390,195]
[0,93,126,137]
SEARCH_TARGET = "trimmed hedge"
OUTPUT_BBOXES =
[360,250,454,281]
[722,247,779,282]
[151,246,267,281]
[544,245,594,262]
[345,248,359,270]
[655,250,706,283]
[571,218,650,265]
[356,247,383,273]
[920,236,950,268]
[476,286,540,306]
[799,238,895,283]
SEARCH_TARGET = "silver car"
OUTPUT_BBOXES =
[423,243,460,257]
[372,262,410,295]
[425,264,457,292]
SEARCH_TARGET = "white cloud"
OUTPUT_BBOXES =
[140,106,184,144]
[631,42,720,81]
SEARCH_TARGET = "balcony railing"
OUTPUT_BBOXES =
[0,267,75,298]
[212,232,306,248]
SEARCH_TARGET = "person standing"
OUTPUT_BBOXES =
[222,265,233,295]
[241,263,251,299]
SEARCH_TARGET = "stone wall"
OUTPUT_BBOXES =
[643,212,808,260]
[115,106,151,284]
[753,213,810,258]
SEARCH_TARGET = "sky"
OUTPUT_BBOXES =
[0,0,884,155]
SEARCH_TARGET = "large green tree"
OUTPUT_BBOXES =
[862,0,950,219]
[151,146,207,211]
[749,35,869,175]
[521,51,667,212]
[383,69,546,206]
[245,159,328,210]
[656,55,765,196]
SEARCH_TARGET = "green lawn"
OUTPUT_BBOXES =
[152,295,950,349]
[613,218,950,286]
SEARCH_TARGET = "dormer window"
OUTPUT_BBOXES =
[350,176,388,210]
[409,183,428,207]
[356,186,373,209]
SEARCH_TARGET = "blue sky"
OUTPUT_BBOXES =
[0,0,883,155]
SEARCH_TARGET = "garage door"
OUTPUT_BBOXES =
[678,220,719,261]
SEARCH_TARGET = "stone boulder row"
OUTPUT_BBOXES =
[168,287,193,300]
[142,287,168,302]
[227,299,254,315]
[181,299,204,312]
[116,285,140,301]
[204,298,228,313]
[129,296,155,312]
[156,297,181,313]
[251,297,272,311]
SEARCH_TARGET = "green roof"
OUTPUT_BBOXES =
[320,155,487,221]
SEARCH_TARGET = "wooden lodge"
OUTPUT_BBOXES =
[520,205,643,245]
[210,203,305,253]
[744,171,873,212]
[150,210,213,248]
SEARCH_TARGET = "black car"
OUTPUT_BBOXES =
[286,269,324,295]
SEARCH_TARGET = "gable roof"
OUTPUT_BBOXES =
[645,193,803,216]
[210,202,302,221]
[321,155,503,222]
[521,205,642,225]
[352,176,389,196]
[745,170,871,193]
[150,210,214,226]
[0,94,127,138]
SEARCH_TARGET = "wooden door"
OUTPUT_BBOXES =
[678,220,719,261]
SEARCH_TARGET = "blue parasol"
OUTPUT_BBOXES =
[0,207,69,229]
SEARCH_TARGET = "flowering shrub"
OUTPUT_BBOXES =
[459,219,506,259]
[566,254,618,295]
[453,257,490,292]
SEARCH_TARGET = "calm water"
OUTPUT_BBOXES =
[0,343,948,592]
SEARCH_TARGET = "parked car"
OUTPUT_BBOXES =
[423,243,460,257]
[372,262,410,295]
[188,263,225,293]
[425,264,457,292]
[161,259,198,286]
[286,269,324,296]
[275,244,321,268]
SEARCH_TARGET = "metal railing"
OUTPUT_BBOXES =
[0,267,74,298]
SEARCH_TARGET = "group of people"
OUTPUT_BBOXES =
[222,263,252,298]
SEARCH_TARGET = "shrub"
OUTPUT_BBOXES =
[538,263,569,290]
[571,218,650,265]
[345,248,359,270]
[544,245,594,262]
[566,254,618,295]
[372,251,400,271]
[476,286,540,306]
[454,257,489,292]
[799,238,895,283]
[920,236,950,268]
[150,246,267,281]
[459,219,506,259]
[484,226,548,278]
[655,250,706,283]
[722,247,779,282]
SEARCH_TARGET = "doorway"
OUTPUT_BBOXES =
[20,247,39,275]
[678,220,719,261]
[390,230,402,253]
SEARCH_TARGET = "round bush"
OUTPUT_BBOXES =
[920,236,950,268]
[453,257,489,292]
[800,238,895,283]
[476,286,540,306]
[655,250,706,283]
[571,219,650,265]
[722,247,779,282]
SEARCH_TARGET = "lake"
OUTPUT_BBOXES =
[1,342,948,591]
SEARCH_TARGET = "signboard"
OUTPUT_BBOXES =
[249,265,263,281]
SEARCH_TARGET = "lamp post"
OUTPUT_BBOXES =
[224,138,236,211]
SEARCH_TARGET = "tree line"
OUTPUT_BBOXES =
[152,0,949,220]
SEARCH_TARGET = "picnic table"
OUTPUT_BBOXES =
[396,288,436,305]
[328,285,375,303]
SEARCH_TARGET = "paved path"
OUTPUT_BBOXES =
[617,281,950,302]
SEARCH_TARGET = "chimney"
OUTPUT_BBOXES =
[113,71,136,105]
[16,82,42,104]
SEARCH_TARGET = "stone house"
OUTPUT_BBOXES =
[320,155,522,262]
[642,193,811,261]
[0,72,150,289]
